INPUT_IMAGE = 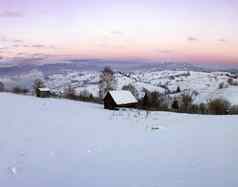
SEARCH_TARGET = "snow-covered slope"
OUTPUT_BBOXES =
[1,69,238,104]
[45,70,238,104]
[1,93,238,187]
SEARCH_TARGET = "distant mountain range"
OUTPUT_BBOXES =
[0,59,238,76]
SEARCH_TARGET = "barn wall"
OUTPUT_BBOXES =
[117,103,137,108]
[38,91,51,98]
[104,94,117,109]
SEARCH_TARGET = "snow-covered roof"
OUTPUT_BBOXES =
[107,90,138,105]
[38,87,50,92]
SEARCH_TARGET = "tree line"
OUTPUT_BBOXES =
[1,66,238,115]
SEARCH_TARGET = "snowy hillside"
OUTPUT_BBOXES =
[44,70,238,104]
[1,69,238,104]
[1,93,238,187]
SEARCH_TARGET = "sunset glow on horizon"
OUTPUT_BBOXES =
[0,0,238,65]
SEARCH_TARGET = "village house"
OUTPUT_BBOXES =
[36,87,51,98]
[104,90,138,109]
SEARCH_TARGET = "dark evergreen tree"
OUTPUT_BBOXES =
[172,99,179,110]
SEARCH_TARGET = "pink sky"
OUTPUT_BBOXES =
[0,0,238,65]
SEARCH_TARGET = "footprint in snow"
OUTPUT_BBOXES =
[49,151,56,158]
[8,167,17,176]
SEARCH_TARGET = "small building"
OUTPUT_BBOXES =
[103,90,138,109]
[36,87,51,98]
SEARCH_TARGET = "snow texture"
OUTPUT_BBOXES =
[0,93,238,187]
[107,90,138,105]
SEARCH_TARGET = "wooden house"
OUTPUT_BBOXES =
[103,90,138,109]
[36,87,51,98]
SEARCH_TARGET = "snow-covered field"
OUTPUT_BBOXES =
[1,93,238,187]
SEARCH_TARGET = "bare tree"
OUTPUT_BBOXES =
[199,103,208,114]
[98,66,117,99]
[64,85,76,99]
[141,91,168,111]
[179,90,196,113]
[33,79,45,96]
[208,98,230,115]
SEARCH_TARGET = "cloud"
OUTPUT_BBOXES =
[0,46,8,50]
[6,42,56,49]
[13,39,24,43]
[0,11,24,18]
[0,35,57,50]
[49,45,56,49]
[31,44,46,48]
[187,36,198,42]
[69,58,102,63]
[16,52,27,56]
[0,56,3,60]
[218,38,226,42]
[12,44,21,48]
[152,49,174,55]
[111,30,124,36]
[156,49,173,54]
[12,53,49,63]
[0,36,8,42]
[0,36,24,46]
[31,44,56,49]
[96,41,125,49]
[22,45,30,48]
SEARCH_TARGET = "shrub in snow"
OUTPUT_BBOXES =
[227,78,238,86]
[208,98,231,115]
[176,86,181,93]
[219,82,224,89]
[199,103,208,114]
[150,91,161,108]
[185,71,191,77]
[227,78,234,85]
[179,93,193,113]
[64,85,77,100]
[79,90,95,102]
[80,89,91,97]
[12,86,29,94]
[141,92,150,109]
[141,91,169,111]
[229,105,238,115]
[190,104,200,114]
[63,87,99,103]
[192,90,199,97]
[218,82,228,89]
[169,75,175,80]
